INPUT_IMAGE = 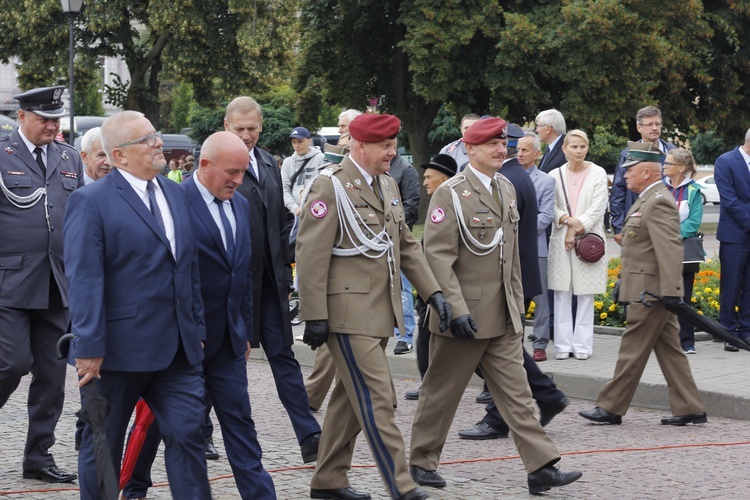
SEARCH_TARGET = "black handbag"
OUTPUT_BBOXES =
[683,234,705,263]
[558,168,606,263]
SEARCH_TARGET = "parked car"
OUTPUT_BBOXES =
[695,175,720,205]
[317,127,341,145]
[60,116,108,148]
[161,134,195,164]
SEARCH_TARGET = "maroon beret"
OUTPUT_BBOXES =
[348,113,401,143]
[462,117,508,145]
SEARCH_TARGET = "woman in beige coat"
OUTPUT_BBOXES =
[547,130,609,360]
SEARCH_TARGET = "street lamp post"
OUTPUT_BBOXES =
[60,0,84,146]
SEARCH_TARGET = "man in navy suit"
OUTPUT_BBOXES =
[64,111,212,499]
[122,131,276,499]
[226,96,321,462]
[535,109,566,174]
[610,106,675,245]
[715,129,750,352]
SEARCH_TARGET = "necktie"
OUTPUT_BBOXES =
[146,181,165,233]
[491,180,502,209]
[214,197,235,260]
[249,155,258,180]
[33,147,46,176]
[371,177,383,204]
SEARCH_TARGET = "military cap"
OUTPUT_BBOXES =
[622,141,665,168]
[421,154,457,178]
[13,85,67,119]
[462,117,508,145]
[348,113,400,142]
[506,123,525,148]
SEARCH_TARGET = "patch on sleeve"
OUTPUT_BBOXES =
[310,200,328,218]
[430,207,446,224]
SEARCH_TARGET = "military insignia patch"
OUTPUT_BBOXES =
[630,212,642,218]
[60,171,78,179]
[6,171,24,175]
[487,217,494,223]
[430,207,445,224]
[53,88,63,101]
[345,182,354,191]
[472,217,481,223]
[509,200,516,208]
[61,151,69,160]
[310,200,328,218]
[391,196,399,206]
[462,190,471,198]
[4,147,13,154]
[354,178,362,186]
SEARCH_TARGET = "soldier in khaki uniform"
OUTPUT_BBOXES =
[296,113,451,500]
[579,143,706,425]
[409,117,582,496]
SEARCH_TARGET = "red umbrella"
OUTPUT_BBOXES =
[119,399,155,490]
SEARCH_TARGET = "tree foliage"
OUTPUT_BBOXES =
[0,0,299,127]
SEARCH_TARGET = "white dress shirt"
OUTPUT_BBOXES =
[118,169,176,256]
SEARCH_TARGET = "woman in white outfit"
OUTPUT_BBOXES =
[547,129,609,360]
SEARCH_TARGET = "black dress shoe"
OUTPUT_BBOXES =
[539,397,570,427]
[527,465,583,494]
[310,487,372,499]
[578,406,622,424]
[398,487,430,500]
[724,342,739,352]
[204,436,219,460]
[475,390,492,404]
[405,388,421,400]
[301,431,321,463]
[409,465,446,488]
[23,465,77,483]
[661,412,708,426]
[457,422,508,440]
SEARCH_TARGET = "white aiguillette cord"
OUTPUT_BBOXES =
[0,170,50,230]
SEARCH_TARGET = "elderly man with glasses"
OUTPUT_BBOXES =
[64,110,212,499]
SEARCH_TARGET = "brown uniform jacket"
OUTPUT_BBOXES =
[619,183,683,302]
[296,157,440,337]
[424,168,525,338]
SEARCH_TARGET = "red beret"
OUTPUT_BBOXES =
[462,117,508,145]
[348,113,401,143]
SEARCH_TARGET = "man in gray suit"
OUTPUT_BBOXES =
[0,86,83,483]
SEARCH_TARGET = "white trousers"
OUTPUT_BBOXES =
[553,290,594,355]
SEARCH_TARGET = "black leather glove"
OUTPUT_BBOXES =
[663,296,683,307]
[303,320,329,350]
[450,314,477,340]
[427,292,452,332]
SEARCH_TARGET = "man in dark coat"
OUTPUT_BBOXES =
[226,96,321,463]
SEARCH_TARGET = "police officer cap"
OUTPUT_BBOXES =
[421,154,457,178]
[506,123,525,148]
[462,117,508,145]
[13,86,67,119]
[622,141,665,168]
[348,114,401,142]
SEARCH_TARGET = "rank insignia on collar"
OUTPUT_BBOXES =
[5,147,13,154]
[61,171,78,178]
[391,196,399,206]
[462,190,471,198]
[354,178,362,186]
[345,182,354,190]
[61,151,69,160]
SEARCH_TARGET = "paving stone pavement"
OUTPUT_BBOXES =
[2,329,750,499]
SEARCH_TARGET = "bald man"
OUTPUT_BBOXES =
[123,131,276,499]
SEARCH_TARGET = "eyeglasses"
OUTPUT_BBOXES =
[116,131,162,149]
[663,162,683,167]
[638,122,662,128]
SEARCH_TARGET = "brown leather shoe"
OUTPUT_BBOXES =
[532,348,547,361]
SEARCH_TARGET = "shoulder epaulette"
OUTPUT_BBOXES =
[443,174,467,190]
[320,163,343,178]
